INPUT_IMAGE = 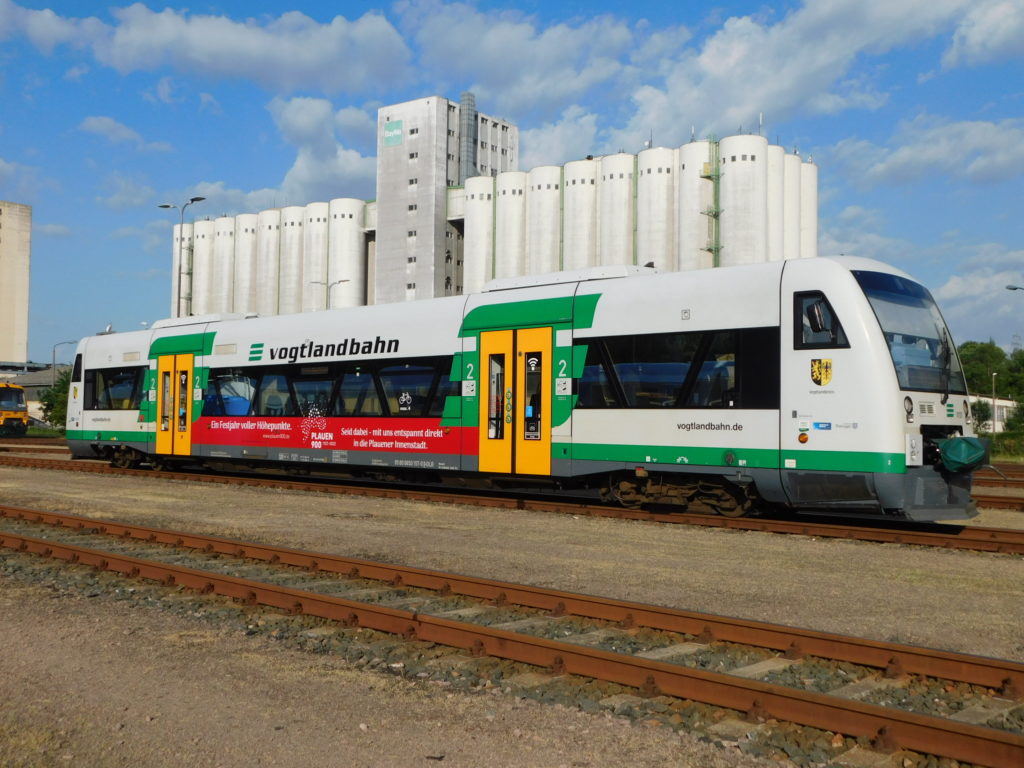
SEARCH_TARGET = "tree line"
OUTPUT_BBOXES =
[958,341,1024,432]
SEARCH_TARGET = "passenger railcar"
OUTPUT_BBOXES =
[0,382,29,436]
[66,257,986,521]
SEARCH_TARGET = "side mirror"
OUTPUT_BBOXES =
[806,301,827,334]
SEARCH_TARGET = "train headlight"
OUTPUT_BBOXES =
[904,396,915,423]
[798,433,809,444]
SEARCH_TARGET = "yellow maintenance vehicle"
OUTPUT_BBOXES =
[0,381,29,436]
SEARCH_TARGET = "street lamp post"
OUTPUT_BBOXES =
[159,196,206,317]
[992,372,999,434]
[1007,285,1024,291]
[311,279,349,310]
[51,340,78,387]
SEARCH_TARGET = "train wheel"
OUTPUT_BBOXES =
[110,448,142,469]
[148,456,170,472]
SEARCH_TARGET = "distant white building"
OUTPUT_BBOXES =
[169,95,818,318]
[0,201,30,363]
[968,395,1019,433]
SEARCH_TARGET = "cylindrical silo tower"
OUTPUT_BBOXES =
[494,171,527,279]
[278,206,305,314]
[190,219,215,316]
[782,153,802,260]
[302,202,330,312]
[256,209,281,316]
[765,144,785,263]
[636,147,676,270]
[800,160,818,259]
[233,214,258,314]
[598,153,635,267]
[526,165,562,275]
[210,217,236,314]
[328,198,366,308]
[171,222,193,318]
[677,140,714,271]
[562,158,598,271]
[719,135,768,267]
[462,176,495,294]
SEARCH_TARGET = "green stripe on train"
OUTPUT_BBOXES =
[561,442,905,473]
[148,332,216,358]
[459,294,601,334]
[66,430,154,443]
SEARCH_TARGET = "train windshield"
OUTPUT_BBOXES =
[0,388,26,410]
[852,270,967,395]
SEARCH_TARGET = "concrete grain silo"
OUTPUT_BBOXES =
[233,214,258,314]
[526,165,562,274]
[462,177,495,294]
[190,219,215,316]
[256,209,281,316]
[783,153,802,260]
[278,206,305,314]
[598,153,635,267]
[210,217,236,314]
[765,145,785,263]
[636,147,676,270]
[170,222,193,317]
[677,140,714,271]
[494,171,527,278]
[561,159,598,271]
[800,161,818,259]
[328,197,366,308]
[719,135,768,267]
[302,202,330,312]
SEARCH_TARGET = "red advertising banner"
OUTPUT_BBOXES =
[192,416,472,455]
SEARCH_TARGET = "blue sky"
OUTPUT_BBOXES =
[2,0,1022,370]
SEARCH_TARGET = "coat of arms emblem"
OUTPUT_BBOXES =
[811,358,832,386]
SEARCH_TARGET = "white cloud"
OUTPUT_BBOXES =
[63,64,88,81]
[607,0,971,151]
[399,0,635,118]
[0,2,412,95]
[943,0,1024,68]
[111,219,171,253]
[335,106,377,153]
[34,223,71,237]
[831,113,1024,186]
[933,253,1024,347]
[78,116,172,153]
[519,106,601,168]
[96,172,155,210]
[199,93,222,115]
[0,155,52,200]
[142,76,178,104]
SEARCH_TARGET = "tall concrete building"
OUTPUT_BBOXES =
[0,201,31,363]
[373,93,518,304]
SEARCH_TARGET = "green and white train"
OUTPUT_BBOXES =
[66,256,987,521]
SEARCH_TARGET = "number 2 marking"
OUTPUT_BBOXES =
[466,362,475,380]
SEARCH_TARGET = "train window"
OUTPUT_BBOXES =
[685,332,737,407]
[379,362,436,416]
[204,370,257,416]
[603,332,701,407]
[71,354,82,383]
[487,355,506,439]
[255,373,296,417]
[84,366,146,410]
[795,292,849,349]
[429,367,458,417]
[293,377,334,417]
[338,367,383,416]
[576,343,620,408]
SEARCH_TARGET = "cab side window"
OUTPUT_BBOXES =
[795,292,849,349]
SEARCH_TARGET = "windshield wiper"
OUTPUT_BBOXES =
[939,328,951,405]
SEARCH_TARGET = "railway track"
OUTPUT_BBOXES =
[0,453,1022,554]
[0,505,1020,768]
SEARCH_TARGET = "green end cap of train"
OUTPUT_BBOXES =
[937,436,990,473]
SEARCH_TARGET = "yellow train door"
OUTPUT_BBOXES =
[478,328,552,476]
[155,354,195,457]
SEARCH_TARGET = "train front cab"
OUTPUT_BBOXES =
[779,258,979,521]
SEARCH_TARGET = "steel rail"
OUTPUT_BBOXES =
[3,505,1021,698]
[1,454,1023,548]
[0,525,1020,768]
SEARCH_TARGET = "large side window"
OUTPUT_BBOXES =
[604,332,701,407]
[338,365,382,416]
[428,363,458,417]
[574,327,779,410]
[292,365,336,417]
[255,372,296,416]
[71,354,82,383]
[83,366,146,410]
[204,369,257,416]
[379,362,437,416]
[795,292,849,349]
